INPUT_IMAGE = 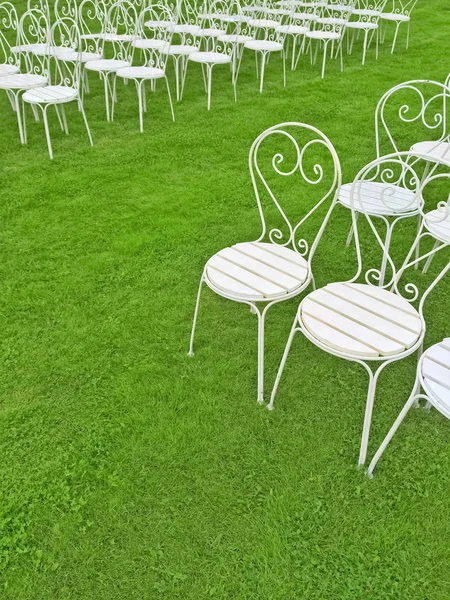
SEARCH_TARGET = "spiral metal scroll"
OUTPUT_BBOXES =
[0,3,18,66]
[250,124,340,257]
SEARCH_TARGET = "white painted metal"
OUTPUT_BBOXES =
[115,3,175,131]
[346,0,386,64]
[84,1,138,120]
[0,2,20,77]
[188,122,342,404]
[367,338,450,477]
[379,0,418,53]
[268,151,450,466]
[21,17,93,159]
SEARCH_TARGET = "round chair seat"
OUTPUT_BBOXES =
[206,242,309,301]
[338,181,420,216]
[352,8,381,16]
[11,43,48,54]
[144,19,176,29]
[55,49,102,62]
[160,44,199,55]
[133,38,168,49]
[0,63,20,76]
[189,51,231,64]
[173,24,201,35]
[116,65,164,79]
[380,12,410,22]
[346,21,378,29]
[102,33,134,42]
[411,141,450,167]
[300,282,423,359]
[421,339,450,412]
[292,12,319,21]
[0,73,47,90]
[85,58,130,72]
[197,27,227,37]
[247,18,281,28]
[277,24,309,34]
[22,85,78,104]
[217,33,254,44]
[245,39,283,51]
[305,30,340,40]
[424,206,450,244]
[80,33,104,40]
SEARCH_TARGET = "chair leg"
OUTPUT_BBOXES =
[188,274,205,357]
[206,64,213,110]
[291,36,296,70]
[391,22,400,53]
[31,103,39,122]
[406,21,410,49]
[173,56,181,102]
[60,103,69,134]
[137,81,144,133]
[346,212,359,247]
[14,92,25,144]
[21,97,27,145]
[367,375,422,478]
[6,90,16,112]
[379,219,393,287]
[42,105,53,160]
[359,362,386,466]
[422,240,440,274]
[282,49,286,88]
[259,52,266,93]
[362,30,369,65]
[256,307,266,405]
[164,76,175,122]
[267,314,300,411]
[78,99,93,146]
[103,72,111,121]
[321,42,327,79]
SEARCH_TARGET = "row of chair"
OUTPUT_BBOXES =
[188,77,450,475]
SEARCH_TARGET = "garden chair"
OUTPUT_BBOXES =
[345,0,387,64]
[21,17,93,159]
[379,0,418,53]
[268,152,450,467]
[0,2,20,77]
[188,122,342,404]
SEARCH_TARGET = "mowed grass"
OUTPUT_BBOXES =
[1,2,450,598]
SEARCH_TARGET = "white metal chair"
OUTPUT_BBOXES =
[303,3,352,78]
[0,2,20,77]
[0,9,49,144]
[26,0,50,21]
[54,0,78,21]
[188,122,342,404]
[268,152,449,467]
[345,0,386,64]
[379,0,418,53]
[368,336,450,477]
[84,0,138,120]
[115,3,175,131]
[21,17,93,159]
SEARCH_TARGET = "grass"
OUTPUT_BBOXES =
[1,2,450,598]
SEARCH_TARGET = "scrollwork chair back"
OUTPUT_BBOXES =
[0,2,19,69]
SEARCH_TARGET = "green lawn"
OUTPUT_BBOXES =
[1,2,450,598]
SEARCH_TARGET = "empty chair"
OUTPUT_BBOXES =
[115,3,175,131]
[0,2,20,77]
[346,0,387,64]
[0,9,49,143]
[22,17,93,159]
[84,1,138,120]
[268,152,449,467]
[368,336,450,477]
[188,122,342,404]
[379,0,419,53]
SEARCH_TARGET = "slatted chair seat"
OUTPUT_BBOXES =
[338,181,420,216]
[173,23,201,35]
[244,39,284,51]
[85,58,130,72]
[55,49,102,62]
[116,65,164,79]
[346,21,378,29]
[352,8,382,16]
[380,12,410,22]
[0,73,47,90]
[205,242,309,301]
[247,18,281,28]
[276,24,310,34]
[11,42,48,54]
[0,64,20,76]
[300,282,423,359]
[133,38,168,50]
[424,207,450,244]
[410,141,450,167]
[22,85,78,104]
[197,27,227,37]
[217,33,254,44]
[422,339,450,412]
[160,43,199,55]
[305,30,340,40]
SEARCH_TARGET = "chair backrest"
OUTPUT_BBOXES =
[349,151,450,324]
[375,79,450,158]
[249,122,342,270]
[26,0,50,21]
[316,4,353,33]
[200,0,230,26]
[103,0,139,61]
[79,0,107,53]
[385,0,419,16]
[54,0,79,22]
[51,17,82,91]
[355,0,387,11]
[16,8,50,77]
[0,2,19,68]
[136,4,175,70]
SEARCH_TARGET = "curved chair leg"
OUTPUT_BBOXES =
[259,52,266,93]
[21,96,27,144]
[367,376,423,477]
[60,103,69,135]
[379,218,393,287]
[14,91,25,144]
[173,55,181,101]
[137,80,144,133]
[422,239,440,274]
[188,274,205,357]
[164,76,175,121]
[321,42,327,79]
[102,72,111,121]
[359,361,389,466]
[267,314,300,411]
[6,90,16,112]
[42,105,53,160]
[256,307,266,404]
[362,30,369,65]
[346,212,359,247]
